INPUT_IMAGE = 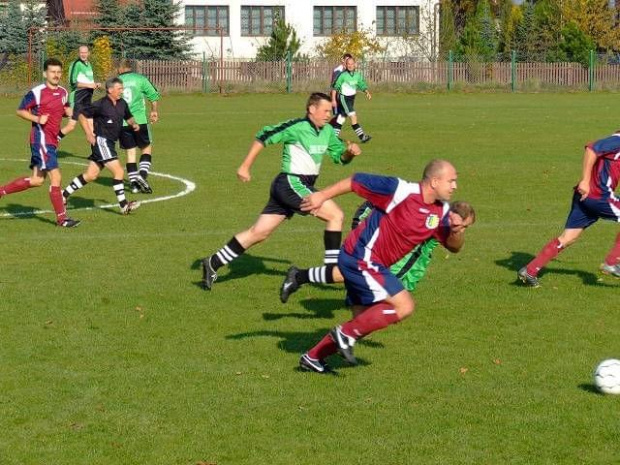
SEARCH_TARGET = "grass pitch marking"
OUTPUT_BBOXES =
[0,158,196,218]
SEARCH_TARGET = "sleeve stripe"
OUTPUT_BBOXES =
[257,118,304,143]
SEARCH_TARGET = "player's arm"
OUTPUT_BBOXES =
[143,78,161,123]
[359,74,371,99]
[577,146,597,200]
[123,104,139,131]
[149,100,159,123]
[16,108,47,125]
[440,211,471,253]
[301,176,353,213]
[237,140,264,182]
[327,131,360,165]
[78,103,96,145]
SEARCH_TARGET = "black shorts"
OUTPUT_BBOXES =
[261,173,318,218]
[336,94,356,116]
[119,124,151,150]
[71,102,88,121]
[88,136,118,165]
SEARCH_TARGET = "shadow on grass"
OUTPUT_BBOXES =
[264,297,345,321]
[190,254,291,289]
[578,383,604,395]
[495,251,616,287]
[0,202,56,225]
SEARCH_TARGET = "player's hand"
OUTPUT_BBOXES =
[38,114,49,125]
[301,192,326,214]
[237,166,251,182]
[86,133,96,145]
[448,212,467,233]
[150,111,159,123]
[577,180,590,201]
[346,141,362,157]
[132,123,140,132]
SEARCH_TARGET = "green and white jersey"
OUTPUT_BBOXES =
[256,117,348,176]
[119,71,161,125]
[391,239,439,291]
[332,70,368,97]
[68,59,95,106]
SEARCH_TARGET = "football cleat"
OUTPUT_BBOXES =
[58,217,81,228]
[129,181,141,194]
[201,256,217,290]
[135,176,152,194]
[330,325,357,365]
[120,200,141,215]
[360,134,372,144]
[280,266,300,303]
[517,267,540,288]
[299,353,334,374]
[600,263,620,278]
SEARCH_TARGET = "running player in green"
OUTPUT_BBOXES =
[201,92,362,291]
[279,201,476,303]
[117,59,161,194]
[330,57,372,143]
[66,45,101,134]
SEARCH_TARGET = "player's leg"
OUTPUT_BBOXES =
[63,161,100,202]
[346,96,371,143]
[47,167,80,227]
[313,199,344,264]
[0,145,48,197]
[132,126,154,193]
[597,198,620,277]
[120,126,142,193]
[201,213,287,290]
[519,192,594,286]
[104,158,139,214]
[280,264,343,303]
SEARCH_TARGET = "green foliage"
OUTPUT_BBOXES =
[514,1,540,61]
[547,21,596,66]
[456,0,497,61]
[255,17,301,62]
[439,0,458,57]
[0,0,46,56]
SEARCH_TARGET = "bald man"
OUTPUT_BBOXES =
[297,160,469,374]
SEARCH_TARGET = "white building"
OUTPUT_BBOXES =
[179,0,440,60]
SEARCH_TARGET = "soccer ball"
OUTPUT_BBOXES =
[593,359,620,395]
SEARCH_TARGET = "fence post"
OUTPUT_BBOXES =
[286,50,292,93]
[511,50,516,92]
[588,50,595,92]
[447,50,453,91]
[202,52,210,93]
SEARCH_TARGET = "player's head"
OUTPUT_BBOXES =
[105,77,124,100]
[448,201,476,232]
[306,92,333,127]
[345,57,356,71]
[117,59,133,74]
[78,45,90,61]
[422,159,458,202]
[43,58,63,86]
[342,53,353,63]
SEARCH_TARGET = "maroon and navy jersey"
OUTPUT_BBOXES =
[18,84,69,148]
[343,173,450,267]
[584,134,620,200]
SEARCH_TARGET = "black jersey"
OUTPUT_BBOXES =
[82,96,133,142]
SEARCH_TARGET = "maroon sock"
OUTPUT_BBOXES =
[341,302,400,340]
[604,232,620,266]
[526,238,563,276]
[0,177,31,196]
[49,186,66,224]
[307,333,338,360]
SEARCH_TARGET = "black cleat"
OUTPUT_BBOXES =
[201,256,217,290]
[299,353,335,374]
[280,266,300,303]
[330,325,357,365]
[58,217,81,228]
[135,176,152,194]
[517,267,540,288]
[360,134,372,144]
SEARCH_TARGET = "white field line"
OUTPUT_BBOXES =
[0,158,196,218]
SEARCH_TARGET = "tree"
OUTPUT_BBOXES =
[315,27,385,61]
[548,21,596,65]
[255,16,302,61]
[456,0,497,61]
[0,0,46,55]
[562,0,620,52]
[514,0,541,60]
[439,0,458,58]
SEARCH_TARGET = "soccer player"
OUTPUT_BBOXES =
[200,92,362,291]
[117,59,161,194]
[62,77,141,216]
[280,200,475,303]
[297,160,471,374]
[66,45,101,133]
[330,57,372,143]
[0,58,80,227]
[518,131,620,287]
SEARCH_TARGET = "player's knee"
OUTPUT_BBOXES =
[396,299,415,320]
[29,177,44,187]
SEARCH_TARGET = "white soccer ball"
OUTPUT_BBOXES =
[594,359,620,395]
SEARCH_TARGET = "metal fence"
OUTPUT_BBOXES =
[2,52,620,94]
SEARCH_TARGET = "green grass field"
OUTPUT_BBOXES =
[1,92,620,464]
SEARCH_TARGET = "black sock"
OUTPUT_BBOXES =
[324,230,341,264]
[210,236,246,270]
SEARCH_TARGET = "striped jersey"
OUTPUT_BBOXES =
[344,173,450,267]
[18,83,69,148]
[584,134,620,200]
[256,117,348,175]
[331,70,368,97]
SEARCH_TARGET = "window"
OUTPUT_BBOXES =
[241,6,284,36]
[376,6,419,35]
[185,6,229,36]
[313,6,357,36]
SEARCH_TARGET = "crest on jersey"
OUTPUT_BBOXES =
[425,214,440,229]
